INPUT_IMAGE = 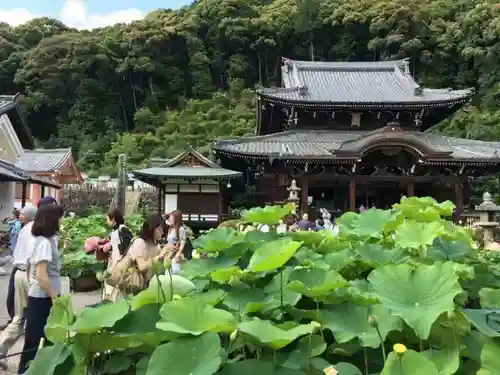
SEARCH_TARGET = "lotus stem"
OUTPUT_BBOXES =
[156,274,166,303]
[375,326,386,362]
[279,270,284,319]
[168,269,174,301]
[398,357,404,375]
[307,333,312,375]
[363,347,369,375]
[419,340,424,352]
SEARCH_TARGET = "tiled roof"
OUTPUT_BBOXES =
[257,58,474,106]
[133,166,242,181]
[0,94,34,149]
[213,128,500,163]
[17,148,72,172]
[0,95,16,115]
[0,159,60,187]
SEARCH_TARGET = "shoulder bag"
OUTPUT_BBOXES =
[106,237,146,294]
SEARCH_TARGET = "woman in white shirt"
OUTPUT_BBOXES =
[102,208,132,302]
[165,210,187,273]
[18,204,63,374]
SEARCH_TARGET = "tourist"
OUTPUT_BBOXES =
[102,208,133,302]
[132,214,168,282]
[0,206,37,370]
[165,210,187,273]
[297,213,310,231]
[316,217,325,231]
[8,209,21,256]
[105,214,166,300]
[2,198,57,330]
[18,204,63,374]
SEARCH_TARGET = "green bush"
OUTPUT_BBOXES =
[31,198,500,375]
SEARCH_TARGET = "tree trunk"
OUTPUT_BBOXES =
[116,81,129,131]
[129,75,138,112]
[257,51,263,84]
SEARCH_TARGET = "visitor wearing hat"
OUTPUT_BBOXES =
[0,205,37,369]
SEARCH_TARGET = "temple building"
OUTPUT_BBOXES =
[213,58,500,218]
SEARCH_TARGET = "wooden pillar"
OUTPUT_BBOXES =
[407,181,415,197]
[218,182,225,220]
[157,185,163,214]
[21,181,27,208]
[300,175,309,215]
[455,181,464,218]
[349,179,356,212]
[41,184,46,198]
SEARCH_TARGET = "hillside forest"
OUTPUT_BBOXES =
[1,0,500,177]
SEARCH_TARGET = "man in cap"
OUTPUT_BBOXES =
[0,205,37,369]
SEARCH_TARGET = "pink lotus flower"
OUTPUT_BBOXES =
[84,237,101,253]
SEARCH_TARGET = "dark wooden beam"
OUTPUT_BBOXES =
[21,181,27,208]
[348,179,356,211]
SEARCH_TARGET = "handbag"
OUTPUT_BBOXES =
[105,238,145,294]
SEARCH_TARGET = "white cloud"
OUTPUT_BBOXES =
[0,0,144,29]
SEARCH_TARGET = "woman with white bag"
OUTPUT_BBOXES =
[164,210,187,274]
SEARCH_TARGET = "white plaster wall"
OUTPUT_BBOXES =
[0,182,15,218]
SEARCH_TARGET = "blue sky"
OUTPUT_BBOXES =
[0,0,193,28]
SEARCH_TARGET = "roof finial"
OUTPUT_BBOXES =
[402,58,410,74]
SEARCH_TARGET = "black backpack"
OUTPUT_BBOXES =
[182,236,193,260]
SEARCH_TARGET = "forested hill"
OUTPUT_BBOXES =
[1,0,500,175]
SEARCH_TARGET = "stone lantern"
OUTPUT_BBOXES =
[475,192,500,245]
[287,179,300,212]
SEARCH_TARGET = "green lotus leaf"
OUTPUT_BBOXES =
[223,286,300,314]
[293,247,324,263]
[348,208,397,240]
[219,359,304,375]
[45,294,75,343]
[423,347,460,375]
[69,299,129,334]
[112,303,178,347]
[157,297,235,335]
[210,266,242,283]
[355,244,407,267]
[179,256,239,279]
[342,279,379,305]
[287,268,348,298]
[480,288,500,308]
[145,332,221,375]
[394,196,455,219]
[241,203,296,225]
[187,289,226,306]
[24,343,72,375]
[477,337,500,375]
[192,228,243,253]
[428,238,472,261]
[336,211,360,237]
[368,263,463,339]
[381,349,439,375]
[280,334,326,370]
[247,238,303,273]
[333,362,362,375]
[103,355,132,374]
[394,220,444,249]
[237,317,315,350]
[323,249,354,271]
[428,311,471,347]
[463,309,500,337]
[463,331,486,363]
[131,274,197,310]
[288,230,331,248]
[317,303,403,348]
